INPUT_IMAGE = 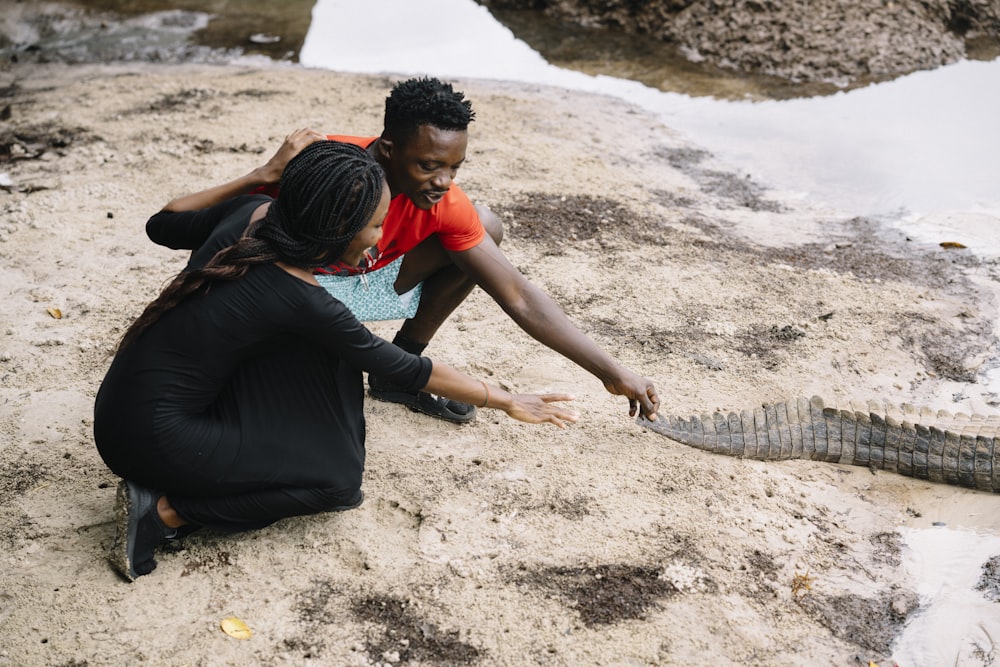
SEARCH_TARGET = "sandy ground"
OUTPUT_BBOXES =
[1,61,1000,666]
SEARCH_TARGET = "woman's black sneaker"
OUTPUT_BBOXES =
[109,479,179,582]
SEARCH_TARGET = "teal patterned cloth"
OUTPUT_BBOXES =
[315,257,422,322]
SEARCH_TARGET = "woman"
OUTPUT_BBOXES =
[94,132,577,582]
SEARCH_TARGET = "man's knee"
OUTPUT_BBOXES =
[476,204,504,246]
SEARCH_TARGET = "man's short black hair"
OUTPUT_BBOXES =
[383,77,475,145]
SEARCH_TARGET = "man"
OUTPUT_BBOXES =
[312,77,659,425]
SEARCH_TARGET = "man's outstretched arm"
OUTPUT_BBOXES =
[451,235,659,419]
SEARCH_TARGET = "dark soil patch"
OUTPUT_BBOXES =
[0,449,48,550]
[510,562,678,627]
[293,578,340,626]
[497,192,639,244]
[654,145,711,171]
[759,236,970,285]
[131,87,215,114]
[667,204,982,294]
[698,169,785,212]
[179,550,233,577]
[734,548,784,600]
[869,532,903,568]
[976,555,1000,603]
[289,580,483,663]
[585,321,682,355]
[174,133,267,156]
[0,448,48,504]
[744,548,780,581]
[350,594,483,665]
[127,86,282,116]
[649,145,785,212]
[282,579,344,660]
[541,492,593,519]
[797,586,919,655]
[890,313,990,384]
[0,123,94,162]
[735,323,807,371]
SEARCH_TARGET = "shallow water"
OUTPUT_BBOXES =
[894,526,1000,665]
[301,0,1000,256]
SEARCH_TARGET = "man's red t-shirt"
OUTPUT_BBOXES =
[316,135,485,275]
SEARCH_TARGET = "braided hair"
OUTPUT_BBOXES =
[118,141,385,350]
[384,77,475,145]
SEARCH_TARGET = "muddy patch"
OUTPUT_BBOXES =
[0,448,48,550]
[735,323,807,371]
[509,562,679,627]
[869,531,904,568]
[0,447,49,505]
[584,321,684,356]
[349,593,484,665]
[122,86,282,116]
[290,581,484,664]
[649,145,785,212]
[888,312,992,385]
[797,586,919,655]
[179,549,234,577]
[497,192,644,246]
[0,123,95,163]
[976,555,1000,603]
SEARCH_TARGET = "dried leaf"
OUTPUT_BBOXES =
[46,307,62,319]
[220,616,252,640]
[939,241,967,249]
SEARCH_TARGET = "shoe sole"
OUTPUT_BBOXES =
[109,480,138,582]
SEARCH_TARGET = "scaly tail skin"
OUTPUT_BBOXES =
[639,396,1000,493]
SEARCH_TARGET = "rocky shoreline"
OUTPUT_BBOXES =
[3,1,999,86]
[479,0,1000,83]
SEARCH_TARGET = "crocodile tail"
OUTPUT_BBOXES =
[638,396,999,493]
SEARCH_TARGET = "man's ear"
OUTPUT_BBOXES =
[377,133,394,160]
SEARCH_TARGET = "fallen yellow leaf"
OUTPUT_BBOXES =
[46,307,62,319]
[220,616,252,640]
[939,241,967,249]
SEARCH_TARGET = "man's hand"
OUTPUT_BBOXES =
[256,128,328,185]
[604,370,659,420]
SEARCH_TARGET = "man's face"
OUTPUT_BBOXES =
[382,125,468,210]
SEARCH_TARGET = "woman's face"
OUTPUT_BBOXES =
[340,181,391,267]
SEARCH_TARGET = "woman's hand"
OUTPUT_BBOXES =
[501,393,579,429]
[255,128,328,185]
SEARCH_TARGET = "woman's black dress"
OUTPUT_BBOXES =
[94,195,431,531]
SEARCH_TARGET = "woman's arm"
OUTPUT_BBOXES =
[422,362,579,429]
[161,128,326,212]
